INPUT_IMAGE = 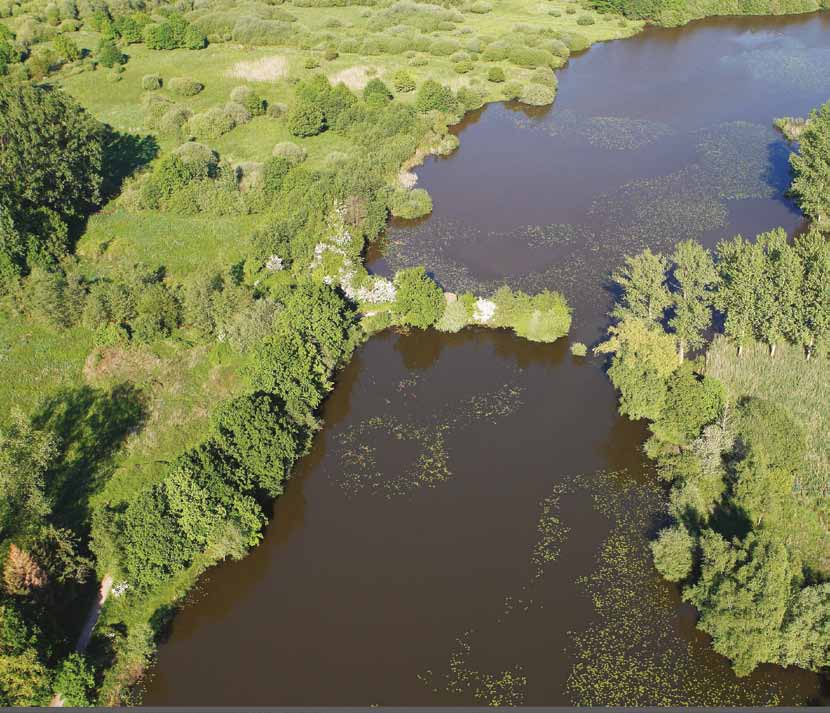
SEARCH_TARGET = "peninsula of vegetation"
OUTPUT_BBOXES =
[598,100,830,676]
[1,0,829,705]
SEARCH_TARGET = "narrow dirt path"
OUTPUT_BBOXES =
[49,574,114,707]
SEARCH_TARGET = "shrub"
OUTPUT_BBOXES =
[224,101,253,126]
[391,69,415,93]
[393,266,444,329]
[530,66,556,87]
[230,85,266,116]
[487,66,505,83]
[453,59,473,73]
[54,34,80,62]
[168,77,204,96]
[96,38,124,67]
[304,55,320,69]
[577,14,596,25]
[492,287,571,342]
[158,106,193,135]
[469,0,491,12]
[415,79,456,113]
[519,83,555,106]
[560,31,590,52]
[141,73,162,90]
[231,16,293,45]
[507,46,555,69]
[389,187,432,220]
[435,297,470,332]
[363,77,392,103]
[287,101,325,136]
[272,141,307,164]
[144,15,206,50]
[503,81,522,100]
[323,46,338,60]
[570,341,588,356]
[187,106,236,139]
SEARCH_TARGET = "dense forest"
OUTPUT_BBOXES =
[598,100,830,676]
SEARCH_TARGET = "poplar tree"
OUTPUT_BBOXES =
[794,230,830,359]
[715,236,762,358]
[790,101,830,227]
[669,240,717,363]
[611,248,672,325]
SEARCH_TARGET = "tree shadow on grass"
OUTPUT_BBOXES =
[33,383,147,538]
[100,129,159,201]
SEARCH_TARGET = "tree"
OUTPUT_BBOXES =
[415,80,457,114]
[212,392,306,497]
[132,283,180,342]
[287,101,325,137]
[715,235,763,357]
[53,654,94,707]
[651,525,695,582]
[0,648,51,706]
[392,267,444,329]
[0,83,103,268]
[0,409,57,538]
[753,229,800,357]
[780,584,830,670]
[3,545,48,596]
[794,230,830,359]
[790,100,830,226]
[611,248,671,324]
[95,38,124,68]
[650,363,724,446]
[53,35,80,62]
[363,78,392,104]
[684,531,795,677]
[669,240,716,363]
[595,318,678,422]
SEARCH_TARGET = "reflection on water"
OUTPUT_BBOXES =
[144,12,830,706]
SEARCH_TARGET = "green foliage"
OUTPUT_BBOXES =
[685,531,795,677]
[492,287,572,343]
[415,79,457,113]
[435,296,472,333]
[0,83,103,271]
[363,77,392,103]
[287,100,325,137]
[168,77,204,96]
[144,14,206,50]
[389,187,432,219]
[391,69,416,92]
[141,74,162,90]
[96,38,124,67]
[53,654,95,706]
[651,525,695,581]
[230,85,265,116]
[392,266,444,329]
[650,363,724,446]
[791,101,830,227]
[487,65,505,83]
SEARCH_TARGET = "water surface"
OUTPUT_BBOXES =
[144,13,830,705]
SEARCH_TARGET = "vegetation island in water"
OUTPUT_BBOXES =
[1,0,830,704]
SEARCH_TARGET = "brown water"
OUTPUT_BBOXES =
[144,13,830,706]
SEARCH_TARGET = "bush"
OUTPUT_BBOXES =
[224,101,253,125]
[158,106,193,135]
[453,59,473,73]
[96,38,124,67]
[54,34,80,62]
[389,187,432,219]
[519,83,555,106]
[187,106,237,139]
[492,287,571,342]
[363,77,392,103]
[272,141,307,164]
[324,46,338,60]
[304,55,320,69]
[391,69,416,92]
[435,297,470,332]
[487,66,505,83]
[168,77,204,96]
[230,85,266,116]
[393,266,444,329]
[287,101,325,136]
[470,0,492,12]
[577,14,596,25]
[141,73,162,90]
[144,14,206,50]
[415,79,456,113]
[570,341,588,356]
